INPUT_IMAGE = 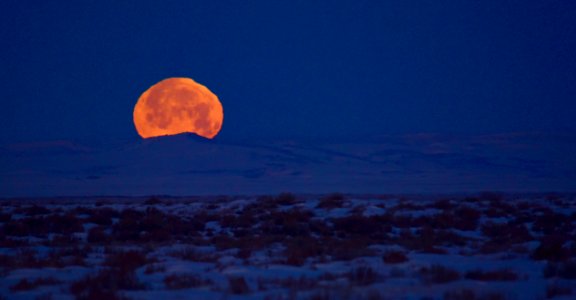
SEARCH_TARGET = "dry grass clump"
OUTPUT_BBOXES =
[396,202,479,233]
[546,283,573,299]
[479,222,533,254]
[316,193,346,209]
[0,238,29,248]
[464,269,519,281]
[419,265,461,284]
[86,207,117,226]
[253,192,299,209]
[394,227,462,254]
[329,238,378,261]
[428,199,456,210]
[382,250,409,264]
[444,288,508,300]
[543,259,576,279]
[261,208,314,237]
[532,235,572,262]
[481,222,533,243]
[144,196,163,205]
[275,192,299,206]
[22,205,51,216]
[111,207,204,243]
[103,250,148,271]
[9,277,61,291]
[0,247,87,270]
[347,266,378,286]
[73,250,148,296]
[532,211,572,235]
[2,213,83,237]
[87,226,109,244]
[283,236,327,266]
[144,263,166,274]
[228,276,250,294]
[259,276,318,291]
[331,214,388,237]
[163,273,212,289]
[168,247,218,263]
[70,268,146,299]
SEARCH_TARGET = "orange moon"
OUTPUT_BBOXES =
[133,77,223,139]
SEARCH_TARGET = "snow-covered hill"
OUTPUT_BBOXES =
[1,132,575,197]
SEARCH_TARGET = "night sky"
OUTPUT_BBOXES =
[1,1,575,143]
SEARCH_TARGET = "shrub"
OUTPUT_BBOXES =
[144,197,162,205]
[308,219,332,237]
[453,206,481,231]
[47,213,84,234]
[0,254,13,269]
[558,261,576,279]
[390,214,414,228]
[444,288,508,300]
[444,289,476,300]
[480,192,504,203]
[46,234,80,247]
[283,237,327,266]
[382,250,408,264]
[543,262,557,278]
[546,283,572,299]
[261,276,318,290]
[481,222,533,244]
[331,215,383,236]
[316,193,345,209]
[86,208,117,226]
[169,247,218,263]
[228,276,250,294]
[543,260,576,279]
[389,267,406,278]
[24,205,51,216]
[262,209,314,237]
[326,237,377,261]
[70,268,145,299]
[252,195,278,211]
[0,238,29,248]
[275,193,298,206]
[10,277,61,291]
[533,212,571,235]
[419,265,461,284]
[50,246,90,267]
[307,289,335,300]
[395,227,455,253]
[464,269,518,281]
[347,266,378,286]
[413,213,452,229]
[6,248,77,269]
[532,235,570,261]
[3,217,48,237]
[87,227,109,244]
[103,251,147,271]
[236,247,252,260]
[429,199,455,210]
[144,263,166,274]
[140,228,171,243]
[164,274,212,289]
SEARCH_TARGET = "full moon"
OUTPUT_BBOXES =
[133,77,223,139]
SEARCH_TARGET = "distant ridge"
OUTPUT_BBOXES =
[1,132,575,197]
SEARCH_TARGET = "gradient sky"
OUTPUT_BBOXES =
[1,0,575,143]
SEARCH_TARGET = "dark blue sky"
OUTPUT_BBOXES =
[1,0,575,143]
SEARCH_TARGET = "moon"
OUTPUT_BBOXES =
[133,77,223,139]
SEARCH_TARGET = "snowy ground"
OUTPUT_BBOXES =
[0,193,575,299]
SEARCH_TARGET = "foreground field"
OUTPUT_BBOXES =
[0,193,575,299]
